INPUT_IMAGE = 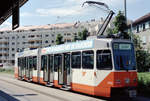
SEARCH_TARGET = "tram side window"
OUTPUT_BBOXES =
[26,57,28,69]
[54,54,62,72]
[18,58,20,67]
[24,57,26,69]
[72,52,81,69]
[22,57,25,69]
[29,57,33,69]
[33,56,37,70]
[82,51,94,69]
[48,55,53,71]
[41,55,47,71]
[20,58,23,68]
[97,50,112,70]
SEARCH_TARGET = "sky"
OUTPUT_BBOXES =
[1,0,150,29]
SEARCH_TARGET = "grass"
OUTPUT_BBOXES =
[138,72,150,97]
[0,68,14,74]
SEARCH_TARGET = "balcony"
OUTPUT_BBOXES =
[28,36,42,41]
[28,43,41,49]
[0,44,9,48]
[0,56,7,60]
[0,39,8,43]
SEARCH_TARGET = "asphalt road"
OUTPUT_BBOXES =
[0,73,104,101]
[0,73,149,101]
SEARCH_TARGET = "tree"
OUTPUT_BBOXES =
[132,34,150,72]
[56,34,64,45]
[106,11,130,39]
[78,29,88,40]
[106,28,115,37]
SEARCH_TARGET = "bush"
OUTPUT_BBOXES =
[136,50,150,72]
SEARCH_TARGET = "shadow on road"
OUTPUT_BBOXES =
[0,90,19,101]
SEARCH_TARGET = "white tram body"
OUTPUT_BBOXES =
[15,38,137,97]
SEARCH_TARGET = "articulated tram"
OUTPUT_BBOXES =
[15,38,137,97]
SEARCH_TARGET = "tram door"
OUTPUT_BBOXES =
[25,57,29,78]
[48,55,54,83]
[29,57,33,79]
[18,58,22,77]
[21,57,26,78]
[42,55,48,82]
[57,53,71,85]
[55,54,63,85]
[64,53,71,86]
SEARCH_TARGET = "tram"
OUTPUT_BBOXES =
[15,38,137,97]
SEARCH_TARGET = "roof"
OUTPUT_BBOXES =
[0,0,28,25]
[133,12,150,26]
[0,23,75,32]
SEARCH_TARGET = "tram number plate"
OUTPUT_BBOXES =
[129,90,136,98]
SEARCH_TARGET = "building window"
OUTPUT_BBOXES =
[67,33,71,36]
[45,40,48,43]
[74,33,77,36]
[52,34,54,37]
[37,35,40,37]
[136,25,139,33]
[51,40,54,43]
[29,35,35,38]
[65,39,71,42]
[12,42,15,45]
[45,35,49,37]
[12,36,15,39]
[12,54,15,57]
[143,23,145,31]
[12,48,15,51]
[22,36,25,38]
[23,42,26,44]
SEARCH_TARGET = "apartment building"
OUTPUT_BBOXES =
[0,19,104,66]
[131,13,150,50]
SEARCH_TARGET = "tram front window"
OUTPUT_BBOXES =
[113,43,136,70]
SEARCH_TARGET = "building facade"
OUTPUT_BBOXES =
[131,13,150,50]
[0,19,106,66]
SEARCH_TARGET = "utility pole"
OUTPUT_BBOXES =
[124,0,127,23]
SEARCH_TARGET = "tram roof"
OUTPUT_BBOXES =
[41,38,132,55]
[16,38,132,57]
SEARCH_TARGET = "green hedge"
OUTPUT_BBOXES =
[138,72,150,97]
[0,68,14,74]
